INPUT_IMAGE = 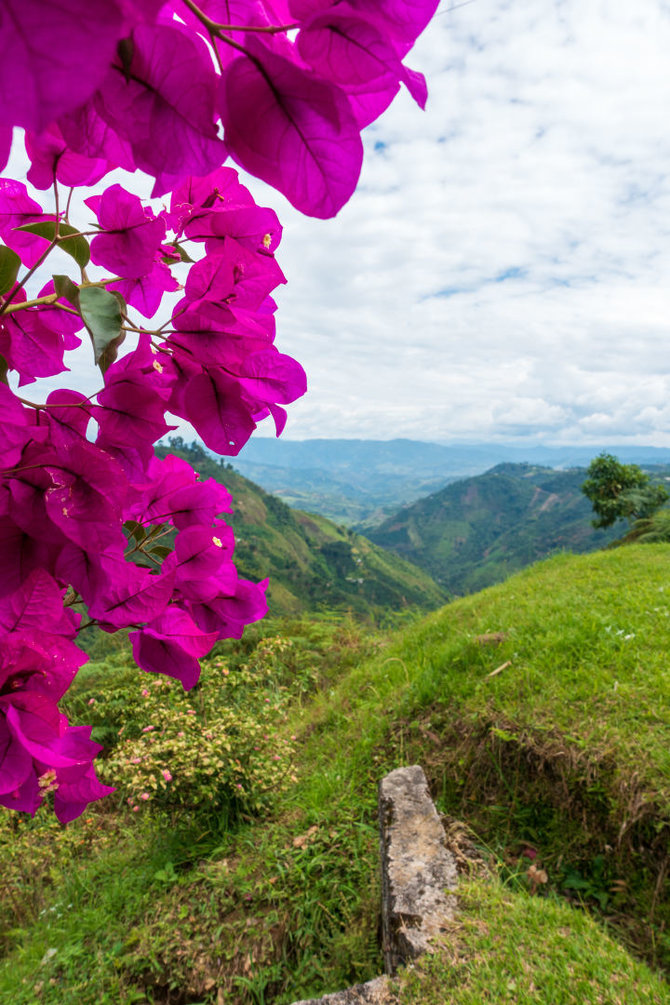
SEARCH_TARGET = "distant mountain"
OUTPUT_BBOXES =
[230,438,670,526]
[364,462,670,596]
[227,458,453,526]
[156,442,447,617]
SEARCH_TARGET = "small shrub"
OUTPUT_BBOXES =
[99,654,299,820]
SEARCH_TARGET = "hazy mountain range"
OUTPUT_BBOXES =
[231,438,670,525]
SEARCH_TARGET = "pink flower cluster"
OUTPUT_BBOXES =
[0,0,437,821]
[0,168,300,820]
[0,0,437,219]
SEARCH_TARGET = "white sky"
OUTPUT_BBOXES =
[10,0,670,448]
[241,0,670,446]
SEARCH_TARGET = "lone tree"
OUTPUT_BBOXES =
[581,452,669,529]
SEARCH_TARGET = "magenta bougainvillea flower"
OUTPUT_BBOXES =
[94,23,227,196]
[26,124,112,191]
[0,0,438,819]
[0,180,47,267]
[86,185,167,279]
[220,41,364,218]
[0,0,125,133]
[0,572,113,821]
[8,0,436,218]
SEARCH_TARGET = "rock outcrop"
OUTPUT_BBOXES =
[289,765,457,1005]
[289,975,393,1005]
[378,765,458,974]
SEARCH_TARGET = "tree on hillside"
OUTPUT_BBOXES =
[581,453,669,529]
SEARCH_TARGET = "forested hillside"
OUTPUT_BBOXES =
[365,463,631,594]
[156,441,446,617]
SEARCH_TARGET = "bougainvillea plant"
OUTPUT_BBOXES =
[0,0,438,822]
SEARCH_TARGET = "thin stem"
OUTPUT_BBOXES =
[178,0,273,67]
[64,187,75,225]
[77,619,99,632]
[1,274,125,315]
[180,0,217,32]
[217,21,298,32]
[0,240,58,315]
[180,0,295,34]
[2,292,59,314]
[16,395,94,410]
[120,312,144,334]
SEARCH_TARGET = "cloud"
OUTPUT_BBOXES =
[237,0,670,446]
[10,2,670,450]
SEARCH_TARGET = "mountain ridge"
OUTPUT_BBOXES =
[156,441,447,618]
[363,462,634,595]
[229,438,670,525]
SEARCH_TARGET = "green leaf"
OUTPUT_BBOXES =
[108,289,128,314]
[148,545,173,560]
[123,520,147,543]
[78,286,125,373]
[0,245,21,295]
[15,221,90,269]
[52,274,80,306]
[161,243,194,264]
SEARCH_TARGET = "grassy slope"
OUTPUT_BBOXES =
[397,875,669,1004]
[156,443,446,617]
[2,546,670,1003]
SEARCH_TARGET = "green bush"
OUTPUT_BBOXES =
[98,651,300,819]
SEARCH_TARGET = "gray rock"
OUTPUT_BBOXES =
[378,765,458,974]
[289,765,456,1004]
[289,975,394,1004]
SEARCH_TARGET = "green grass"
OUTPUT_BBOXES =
[397,876,670,1004]
[2,546,670,1001]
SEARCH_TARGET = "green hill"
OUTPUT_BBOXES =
[156,440,446,617]
[3,546,670,1003]
[365,462,630,594]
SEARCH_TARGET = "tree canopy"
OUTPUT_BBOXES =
[581,452,669,529]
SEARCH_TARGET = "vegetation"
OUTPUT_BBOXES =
[581,452,669,529]
[2,546,670,1002]
[620,507,670,545]
[157,440,447,618]
[366,462,627,594]
[232,438,670,527]
[397,875,670,1004]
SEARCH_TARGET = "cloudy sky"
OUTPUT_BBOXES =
[10,1,670,448]
[238,0,670,446]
